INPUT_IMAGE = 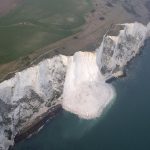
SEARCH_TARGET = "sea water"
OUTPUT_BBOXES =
[14,40,150,150]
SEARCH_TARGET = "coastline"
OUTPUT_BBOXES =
[11,104,62,149]
[11,39,150,150]
[10,43,146,149]
[10,50,143,149]
[0,0,149,149]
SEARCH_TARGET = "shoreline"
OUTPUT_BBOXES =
[10,43,147,149]
[0,0,149,149]
[7,28,150,150]
[11,104,62,150]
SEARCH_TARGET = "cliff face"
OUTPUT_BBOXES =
[97,22,150,79]
[0,55,68,150]
[62,52,115,119]
[0,22,150,150]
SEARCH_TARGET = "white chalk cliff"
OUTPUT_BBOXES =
[0,22,149,150]
[97,22,150,78]
[62,51,115,119]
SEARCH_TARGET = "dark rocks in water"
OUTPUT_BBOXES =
[106,72,126,83]
[106,76,116,83]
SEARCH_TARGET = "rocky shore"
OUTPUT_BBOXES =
[7,104,62,150]
[14,105,62,144]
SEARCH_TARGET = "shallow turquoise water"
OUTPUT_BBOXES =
[14,40,150,150]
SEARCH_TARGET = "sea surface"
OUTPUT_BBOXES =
[14,40,150,150]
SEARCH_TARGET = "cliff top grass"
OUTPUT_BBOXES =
[0,0,92,64]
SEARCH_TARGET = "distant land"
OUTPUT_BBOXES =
[0,0,149,81]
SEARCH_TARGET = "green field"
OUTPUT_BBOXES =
[0,0,92,64]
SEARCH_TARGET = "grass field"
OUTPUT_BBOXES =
[0,0,92,64]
